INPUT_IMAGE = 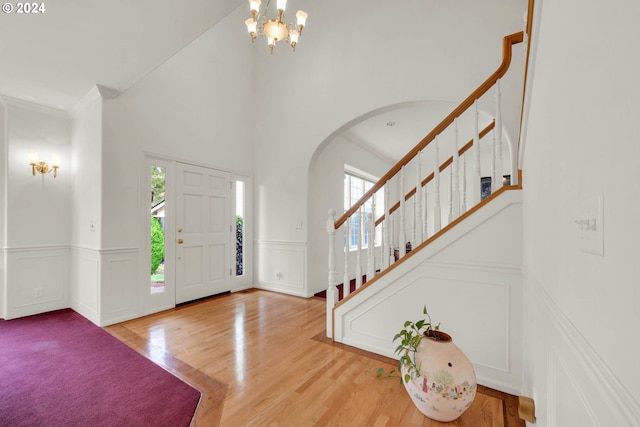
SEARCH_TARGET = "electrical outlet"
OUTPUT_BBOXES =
[34,288,43,298]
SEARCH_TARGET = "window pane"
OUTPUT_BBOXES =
[344,172,382,250]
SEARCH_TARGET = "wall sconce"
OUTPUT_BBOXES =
[28,151,60,178]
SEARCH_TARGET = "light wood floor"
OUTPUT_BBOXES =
[106,289,523,427]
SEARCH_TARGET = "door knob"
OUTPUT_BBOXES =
[178,228,183,233]
[177,239,184,244]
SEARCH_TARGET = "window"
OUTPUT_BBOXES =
[344,171,384,250]
[235,180,245,277]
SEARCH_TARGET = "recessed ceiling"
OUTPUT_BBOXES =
[0,0,245,110]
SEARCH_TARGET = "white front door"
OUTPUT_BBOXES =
[176,162,231,304]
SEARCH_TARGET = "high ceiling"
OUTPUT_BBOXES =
[0,0,244,110]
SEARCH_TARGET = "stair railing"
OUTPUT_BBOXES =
[326,32,524,338]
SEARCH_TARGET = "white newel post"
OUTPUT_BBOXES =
[355,208,363,290]
[495,79,504,189]
[415,151,423,245]
[399,166,407,258]
[433,136,442,233]
[367,195,376,281]
[343,215,350,299]
[326,209,338,338]
[472,100,481,205]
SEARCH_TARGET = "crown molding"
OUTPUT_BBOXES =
[0,94,69,117]
[69,85,120,118]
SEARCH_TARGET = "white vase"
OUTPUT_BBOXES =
[401,330,477,422]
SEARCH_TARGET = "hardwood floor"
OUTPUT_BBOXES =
[106,289,523,427]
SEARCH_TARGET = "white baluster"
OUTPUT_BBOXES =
[422,184,428,239]
[355,208,363,290]
[495,79,504,189]
[461,151,467,214]
[472,100,481,205]
[415,151,423,245]
[433,136,442,233]
[523,11,528,51]
[343,215,350,299]
[491,128,497,194]
[383,182,391,269]
[411,175,417,245]
[448,162,453,224]
[367,195,376,281]
[452,118,461,219]
[326,209,338,338]
[399,166,407,258]
[389,212,395,265]
[380,220,385,271]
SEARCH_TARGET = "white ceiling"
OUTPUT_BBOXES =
[343,102,458,164]
[343,101,496,164]
[0,0,245,110]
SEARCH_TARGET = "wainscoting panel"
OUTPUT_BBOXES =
[100,248,139,326]
[523,271,640,427]
[5,246,70,319]
[335,261,522,394]
[256,241,308,297]
[70,247,100,325]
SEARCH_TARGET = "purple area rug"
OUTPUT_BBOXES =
[0,309,201,427]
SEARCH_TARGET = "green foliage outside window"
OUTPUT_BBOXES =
[151,217,165,274]
[236,215,243,276]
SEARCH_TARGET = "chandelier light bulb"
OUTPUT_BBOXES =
[249,0,261,16]
[296,10,308,33]
[245,18,257,41]
[289,29,299,51]
[276,0,287,13]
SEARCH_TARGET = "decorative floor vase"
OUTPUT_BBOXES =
[401,330,477,422]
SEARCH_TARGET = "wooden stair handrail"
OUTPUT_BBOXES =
[375,120,495,226]
[335,31,524,230]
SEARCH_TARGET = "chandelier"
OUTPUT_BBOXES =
[244,0,308,54]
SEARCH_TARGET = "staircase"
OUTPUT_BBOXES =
[324,32,527,395]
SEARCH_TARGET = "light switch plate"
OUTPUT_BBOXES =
[577,194,604,256]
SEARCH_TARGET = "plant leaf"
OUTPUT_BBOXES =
[376,367,384,377]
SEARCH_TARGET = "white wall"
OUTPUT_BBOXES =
[253,0,527,296]
[0,99,6,318]
[70,87,102,250]
[69,87,104,324]
[2,98,72,319]
[521,0,640,425]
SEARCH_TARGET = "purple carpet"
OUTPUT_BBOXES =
[0,309,201,427]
